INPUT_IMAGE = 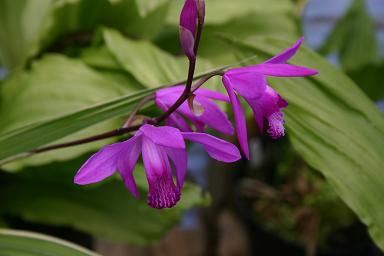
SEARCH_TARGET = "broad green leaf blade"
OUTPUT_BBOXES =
[0,88,153,164]
[100,28,218,87]
[102,28,186,86]
[0,229,97,256]
[0,157,209,244]
[0,0,52,69]
[0,54,143,167]
[30,0,170,59]
[223,36,384,250]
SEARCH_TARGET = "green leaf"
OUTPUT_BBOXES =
[222,35,384,250]
[0,54,142,168]
[319,0,379,71]
[0,0,52,69]
[199,13,299,64]
[102,28,187,86]
[100,28,218,87]
[0,156,209,244]
[0,229,97,256]
[135,0,169,17]
[30,0,170,58]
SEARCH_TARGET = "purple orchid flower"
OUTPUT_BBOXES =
[179,0,205,60]
[222,37,319,159]
[74,124,240,209]
[155,86,234,135]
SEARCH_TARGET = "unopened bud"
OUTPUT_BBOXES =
[179,26,196,61]
[196,0,205,25]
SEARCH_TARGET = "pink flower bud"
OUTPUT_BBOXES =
[179,0,198,60]
[179,26,196,61]
[196,0,205,24]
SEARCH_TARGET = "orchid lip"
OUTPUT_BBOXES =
[147,174,181,209]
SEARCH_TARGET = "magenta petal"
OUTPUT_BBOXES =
[167,113,193,132]
[155,86,183,98]
[224,72,267,100]
[179,26,196,60]
[222,76,250,159]
[182,132,241,163]
[254,64,319,77]
[195,96,234,135]
[265,37,304,64]
[194,88,230,102]
[74,141,126,185]
[155,99,193,132]
[116,135,142,198]
[159,86,230,102]
[180,0,197,36]
[165,147,187,190]
[140,124,185,149]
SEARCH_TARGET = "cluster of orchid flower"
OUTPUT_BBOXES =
[74,0,318,209]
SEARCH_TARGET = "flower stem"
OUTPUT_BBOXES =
[122,94,155,128]
[153,21,203,124]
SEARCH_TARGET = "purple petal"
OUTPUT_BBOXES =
[222,76,250,159]
[157,88,232,134]
[116,135,142,198]
[194,88,230,102]
[156,86,184,98]
[247,100,265,133]
[174,97,233,134]
[224,72,267,99]
[140,124,185,149]
[265,37,304,64]
[141,136,180,209]
[166,113,193,132]
[156,98,193,132]
[74,139,133,185]
[246,86,288,139]
[180,0,197,36]
[158,86,229,102]
[179,26,196,60]
[253,64,319,77]
[165,147,187,190]
[194,96,234,135]
[182,132,241,163]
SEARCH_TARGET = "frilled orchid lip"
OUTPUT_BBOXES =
[155,86,234,135]
[74,124,240,209]
[221,37,318,158]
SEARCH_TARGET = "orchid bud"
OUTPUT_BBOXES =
[196,0,205,25]
[179,0,198,60]
[179,26,196,61]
